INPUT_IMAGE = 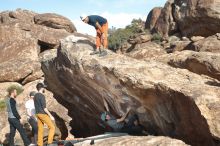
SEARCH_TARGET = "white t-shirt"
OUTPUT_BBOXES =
[25,99,36,117]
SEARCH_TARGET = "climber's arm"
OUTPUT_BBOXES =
[116,108,131,123]
[103,98,109,112]
[95,22,103,33]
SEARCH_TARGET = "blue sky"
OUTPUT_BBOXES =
[0,0,167,35]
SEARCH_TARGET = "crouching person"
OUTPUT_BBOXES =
[101,108,148,135]
[101,98,148,135]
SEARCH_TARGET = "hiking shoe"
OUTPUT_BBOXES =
[90,139,95,145]
[99,50,107,57]
[90,50,99,55]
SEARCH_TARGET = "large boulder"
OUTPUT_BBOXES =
[173,0,220,37]
[154,0,178,38]
[75,135,189,146]
[190,36,205,43]
[191,33,220,53]
[157,50,220,81]
[0,9,75,84]
[34,13,76,33]
[126,42,166,60]
[41,35,220,146]
[0,9,37,24]
[150,0,220,37]
[145,7,162,31]
[0,24,42,84]
[166,40,192,53]
[128,33,152,45]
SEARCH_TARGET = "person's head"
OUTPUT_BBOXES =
[36,83,47,93]
[29,91,36,99]
[8,88,17,98]
[105,114,111,120]
[101,112,111,121]
[80,15,89,23]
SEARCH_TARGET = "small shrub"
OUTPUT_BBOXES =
[151,33,163,43]
[108,18,147,51]
[152,33,162,40]
[7,84,24,96]
[0,100,6,111]
[108,28,133,51]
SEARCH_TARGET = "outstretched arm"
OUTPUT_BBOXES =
[116,108,131,123]
[103,98,109,112]
[40,94,54,120]
[44,108,55,121]
[95,22,103,33]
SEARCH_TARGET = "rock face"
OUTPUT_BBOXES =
[75,135,189,146]
[128,33,152,44]
[126,42,166,60]
[41,35,220,146]
[173,0,220,37]
[192,33,220,53]
[0,24,42,84]
[157,50,220,81]
[34,13,76,33]
[0,9,36,24]
[149,0,220,37]
[0,9,76,145]
[190,36,205,43]
[166,40,192,53]
[154,0,177,38]
[0,9,75,84]
[145,7,162,31]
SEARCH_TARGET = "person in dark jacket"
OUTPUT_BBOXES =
[6,87,32,146]
[34,83,55,146]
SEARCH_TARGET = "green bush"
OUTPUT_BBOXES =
[151,33,162,43]
[7,84,24,96]
[0,100,6,111]
[108,28,133,51]
[0,85,23,111]
[108,18,148,51]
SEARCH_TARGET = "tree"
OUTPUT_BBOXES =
[108,18,146,51]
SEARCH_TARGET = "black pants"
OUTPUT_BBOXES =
[8,118,31,146]
[121,114,145,135]
[28,117,38,144]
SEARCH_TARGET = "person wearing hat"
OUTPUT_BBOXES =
[81,15,108,57]
[25,91,38,145]
[34,83,55,146]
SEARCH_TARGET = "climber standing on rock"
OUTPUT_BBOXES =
[34,83,55,146]
[81,15,108,57]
